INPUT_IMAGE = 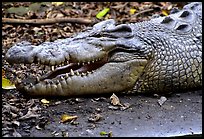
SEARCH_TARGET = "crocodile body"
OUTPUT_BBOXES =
[5,2,202,97]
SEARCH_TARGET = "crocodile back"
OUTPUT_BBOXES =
[131,2,202,93]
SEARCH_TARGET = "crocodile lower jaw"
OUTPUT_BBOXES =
[16,59,146,96]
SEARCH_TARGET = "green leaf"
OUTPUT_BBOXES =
[96,8,110,19]
[100,131,108,136]
[2,77,16,90]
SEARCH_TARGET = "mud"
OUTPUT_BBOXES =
[16,91,202,137]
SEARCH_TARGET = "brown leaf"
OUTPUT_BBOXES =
[61,114,78,123]
[41,99,50,104]
[12,121,20,126]
[110,93,123,106]
[19,106,40,120]
[52,2,64,6]
[88,114,102,122]
[158,96,167,106]
[120,102,131,110]
[2,69,5,77]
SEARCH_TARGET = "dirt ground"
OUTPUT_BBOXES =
[2,2,202,137]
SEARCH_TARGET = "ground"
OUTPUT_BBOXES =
[2,2,202,137]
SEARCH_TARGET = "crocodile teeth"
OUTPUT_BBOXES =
[51,66,55,71]
[81,73,86,76]
[87,61,90,64]
[50,80,54,84]
[56,80,60,85]
[36,76,40,82]
[45,80,49,84]
[65,73,69,78]
[76,71,80,76]
[92,60,95,63]
[70,69,74,76]
[77,63,80,66]
[82,63,85,65]
[60,76,64,80]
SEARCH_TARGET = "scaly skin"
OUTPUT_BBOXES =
[5,2,202,96]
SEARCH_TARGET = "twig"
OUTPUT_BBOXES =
[2,17,92,25]
[133,8,154,17]
[111,2,128,9]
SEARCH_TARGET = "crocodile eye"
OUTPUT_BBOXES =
[107,24,132,33]
[104,24,133,38]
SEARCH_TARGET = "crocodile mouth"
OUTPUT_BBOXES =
[16,55,109,87]
[15,47,143,89]
[39,57,108,82]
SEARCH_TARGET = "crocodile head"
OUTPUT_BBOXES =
[5,19,150,97]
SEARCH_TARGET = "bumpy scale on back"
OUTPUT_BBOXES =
[130,2,202,93]
[5,2,202,97]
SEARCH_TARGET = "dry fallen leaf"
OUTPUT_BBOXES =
[120,102,131,110]
[108,131,113,137]
[2,77,16,90]
[158,96,167,106]
[62,131,69,137]
[51,2,64,6]
[110,93,123,106]
[61,114,78,123]
[162,9,169,16]
[19,106,40,120]
[41,99,50,104]
[35,125,42,130]
[12,121,20,127]
[88,114,102,122]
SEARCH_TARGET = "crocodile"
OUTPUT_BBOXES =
[5,2,202,97]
